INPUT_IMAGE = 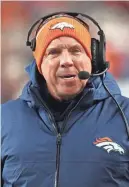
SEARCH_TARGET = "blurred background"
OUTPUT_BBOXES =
[1,1,129,104]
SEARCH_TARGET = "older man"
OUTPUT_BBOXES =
[1,13,129,187]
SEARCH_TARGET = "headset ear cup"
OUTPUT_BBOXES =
[30,38,36,51]
[91,38,100,73]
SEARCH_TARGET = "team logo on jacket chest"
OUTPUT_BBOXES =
[93,137,125,155]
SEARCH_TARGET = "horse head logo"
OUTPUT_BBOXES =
[50,22,74,31]
[94,137,125,155]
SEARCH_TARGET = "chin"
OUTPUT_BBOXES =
[59,94,78,101]
[58,89,82,101]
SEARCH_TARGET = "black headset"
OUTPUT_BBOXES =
[26,11,109,75]
[26,11,129,144]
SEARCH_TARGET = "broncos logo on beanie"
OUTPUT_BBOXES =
[50,22,74,31]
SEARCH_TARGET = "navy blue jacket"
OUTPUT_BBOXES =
[1,61,129,187]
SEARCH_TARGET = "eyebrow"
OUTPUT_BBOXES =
[46,44,84,52]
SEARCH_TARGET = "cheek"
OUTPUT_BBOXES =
[84,59,92,73]
[82,54,92,72]
[41,60,58,82]
[41,63,49,79]
[74,55,92,72]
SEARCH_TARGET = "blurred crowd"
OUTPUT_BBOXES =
[1,1,129,103]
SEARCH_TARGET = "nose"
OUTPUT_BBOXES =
[60,50,73,68]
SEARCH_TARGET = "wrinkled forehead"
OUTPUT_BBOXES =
[46,36,84,49]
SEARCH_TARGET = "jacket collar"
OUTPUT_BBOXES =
[20,60,121,109]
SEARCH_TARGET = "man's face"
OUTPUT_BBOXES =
[41,36,92,100]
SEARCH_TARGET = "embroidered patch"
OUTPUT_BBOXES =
[93,137,125,155]
[50,22,74,31]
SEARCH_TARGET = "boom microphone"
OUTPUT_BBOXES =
[78,71,90,80]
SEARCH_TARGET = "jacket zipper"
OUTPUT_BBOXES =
[54,92,88,187]
[45,108,62,187]
[30,87,62,187]
[30,87,89,187]
[55,133,62,187]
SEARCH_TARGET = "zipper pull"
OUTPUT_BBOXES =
[57,133,62,145]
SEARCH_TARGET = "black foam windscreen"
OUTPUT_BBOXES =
[78,71,90,80]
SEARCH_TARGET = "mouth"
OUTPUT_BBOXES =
[61,75,76,79]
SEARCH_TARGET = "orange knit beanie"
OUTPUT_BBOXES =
[33,15,92,73]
